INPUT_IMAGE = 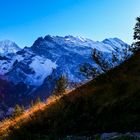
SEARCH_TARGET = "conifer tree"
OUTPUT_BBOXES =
[80,63,100,79]
[53,75,68,96]
[133,16,140,51]
[92,48,110,72]
[12,104,24,117]
[35,97,41,105]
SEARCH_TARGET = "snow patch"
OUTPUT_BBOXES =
[29,56,57,85]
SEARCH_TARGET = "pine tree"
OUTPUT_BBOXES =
[80,63,100,79]
[35,97,41,105]
[133,16,140,52]
[80,49,111,79]
[112,52,118,63]
[53,75,68,96]
[92,48,110,72]
[12,104,24,117]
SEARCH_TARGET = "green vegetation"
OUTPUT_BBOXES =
[29,97,41,108]
[53,75,68,96]
[34,97,41,105]
[133,16,140,52]
[12,104,24,118]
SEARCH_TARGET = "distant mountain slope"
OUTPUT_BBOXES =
[0,36,130,86]
[0,36,131,119]
[31,35,130,83]
[1,49,140,140]
[0,40,21,55]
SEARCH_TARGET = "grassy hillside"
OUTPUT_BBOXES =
[0,50,140,140]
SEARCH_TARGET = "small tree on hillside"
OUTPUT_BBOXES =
[133,16,140,52]
[80,63,100,79]
[12,104,24,117]
[92,49,110,72]
[92,48,110,72]
[80,49,111,79]
[53,75,68,96]
[34,97,41,105]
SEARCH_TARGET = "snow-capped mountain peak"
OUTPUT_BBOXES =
[102,38,128,50]
[0,36,130,88]
[0,40,21,55]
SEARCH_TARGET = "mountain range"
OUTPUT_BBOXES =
[0,35,131,119]
[0,39,140,140]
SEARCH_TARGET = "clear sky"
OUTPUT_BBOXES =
[0,0,140,47]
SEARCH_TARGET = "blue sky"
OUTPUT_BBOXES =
[0,0,140,47]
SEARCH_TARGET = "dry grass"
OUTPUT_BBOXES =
[0,89,74,137]
[0,102,45,135]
